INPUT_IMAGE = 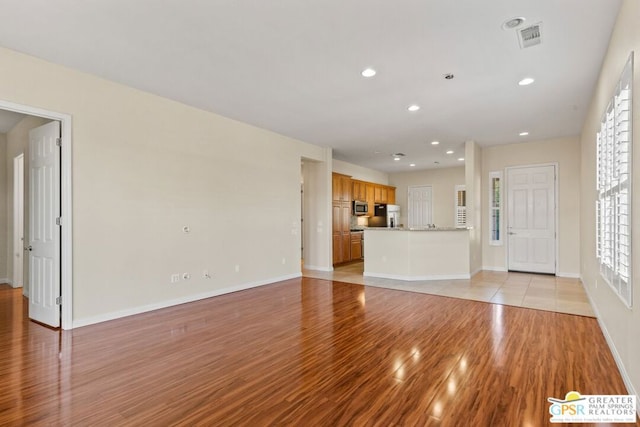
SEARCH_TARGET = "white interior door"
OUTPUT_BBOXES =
[408,185,432,228]
[13,154,25,290]
[507,165,556,274]
[28,121,61,327]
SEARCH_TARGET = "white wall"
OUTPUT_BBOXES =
[0,133,6,282]
[388,166,465,228]
[465,141,482,275]
[481,136,581,276]
[0,46,331,326]
[332,159,389,184]
[579,0,639,404]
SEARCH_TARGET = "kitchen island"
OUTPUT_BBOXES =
[364,228,470,280]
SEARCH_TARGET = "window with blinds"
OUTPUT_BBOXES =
[455,185,466,228]
[596,53,633,308]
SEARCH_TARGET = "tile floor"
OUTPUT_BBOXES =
[302,261,595,317]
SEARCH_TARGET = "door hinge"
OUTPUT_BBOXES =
[55,296,62,305]
[56,217,62,226]
[56,138,62,147]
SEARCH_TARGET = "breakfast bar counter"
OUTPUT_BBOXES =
[363,228,470,281]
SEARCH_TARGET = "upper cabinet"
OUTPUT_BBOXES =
[332,173,352,202]
[352,180,367,201]
[373,184,396,204]
[387,188,396,204]
[334,173,396,209]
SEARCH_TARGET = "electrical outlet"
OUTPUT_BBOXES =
[282,258,286,265]
[235,265,240,273]
[182,273,191,280]
[171,274,180,283]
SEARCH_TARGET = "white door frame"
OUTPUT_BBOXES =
[1,99,73,330]
[504,163,559,275]
[13,153,24,291]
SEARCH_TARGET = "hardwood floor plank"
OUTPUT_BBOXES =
[0,279,636,426]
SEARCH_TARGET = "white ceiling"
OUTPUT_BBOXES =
[0,1,621,172]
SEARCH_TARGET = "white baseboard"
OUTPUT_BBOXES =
[303,265,333,272]
[481,266,508,272]
[363,272,470,281]
[72,273,302,329]
[470,267,482,277]
[583,280,640,418]
[556,272,580,279]
[0,278,10,285]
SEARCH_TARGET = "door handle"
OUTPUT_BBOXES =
[25,245,33,251]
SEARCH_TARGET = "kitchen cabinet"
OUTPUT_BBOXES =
[372,184,396,204]
[352,180,367,201]
[350,231,363,260]
[332,173,394,264]
[366,184,375,218]
[387,187,396,204]
[332,173,352,202]
[374,185,387,203]
[332,173,352,264]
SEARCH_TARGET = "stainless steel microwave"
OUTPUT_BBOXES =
[353,200,368,215]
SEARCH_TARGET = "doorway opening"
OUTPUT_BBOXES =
[0,99,73,329]
[12,153,24,293]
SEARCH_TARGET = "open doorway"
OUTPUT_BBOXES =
[300,157,332,272]
[12,153,24,293]
[0,100,73,329]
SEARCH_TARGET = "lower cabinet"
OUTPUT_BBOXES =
[333,201,351,264]
[350,232,363,260]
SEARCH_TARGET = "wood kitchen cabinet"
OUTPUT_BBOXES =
[332,173,394,264]
[387,187,396,204]
[332,173,352,202]
[350,232,363,260]
[332,173,352,264]
[352,180,367,201]
[374,185,387,203]
[372,184,396,204]
[366,184,375,218]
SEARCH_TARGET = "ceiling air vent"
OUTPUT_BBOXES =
[518,23,542,49]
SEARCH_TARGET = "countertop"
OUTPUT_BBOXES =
[364,227,469,232]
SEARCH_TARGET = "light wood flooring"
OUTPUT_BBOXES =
[1,280,636,426]
[303,261,594,317]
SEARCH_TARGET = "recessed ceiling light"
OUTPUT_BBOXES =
[502,17,526,30]
[431,141,440,145]
[446,150,454,154]
[394,157,401,161]
[408,105,420,112]
[518,77,535,86]
[519,131,529,136]
[361,68,377,78]
[458,158,465,161]
[409,163,416,167]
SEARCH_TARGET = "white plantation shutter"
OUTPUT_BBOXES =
[455,185,466,228]
[596,53,633,308]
